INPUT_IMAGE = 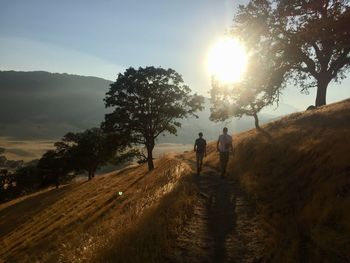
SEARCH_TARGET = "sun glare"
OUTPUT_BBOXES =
[207,36,248,84]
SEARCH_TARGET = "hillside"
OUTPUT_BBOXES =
[0,157,195,262]
[1,99,349,262]
[204,98,350,262]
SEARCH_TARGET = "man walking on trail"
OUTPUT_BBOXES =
[194,132,207,175]
[217,127,233,177]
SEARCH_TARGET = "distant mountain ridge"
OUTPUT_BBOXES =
[0,70,111,139]
[0,70,287,144]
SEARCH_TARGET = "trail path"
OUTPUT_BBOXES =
[171,159,266,263]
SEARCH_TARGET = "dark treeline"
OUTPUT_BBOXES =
[0,129,135,203]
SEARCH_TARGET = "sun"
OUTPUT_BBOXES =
[207,36,248,84]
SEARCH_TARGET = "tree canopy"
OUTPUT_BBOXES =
[54,128,123,180]
[233,0,350,107]
[103,66,204,170]
[211,3,285,129]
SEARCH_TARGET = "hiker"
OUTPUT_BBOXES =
[194,132,207,175]
[217,127,233,177]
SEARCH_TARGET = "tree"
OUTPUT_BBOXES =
[103,66,204,170]
[210,47,283,129]
[211,2,285,130]
[55,128,123,180]
[37,150,69,188]
[0,148,6,167]
[210,80,269,130]
[234,0,350,107]
[16,161,41,191]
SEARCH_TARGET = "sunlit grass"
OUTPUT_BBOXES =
[204,98,350,262]
[0,156,195,262]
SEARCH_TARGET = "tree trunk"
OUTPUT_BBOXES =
[315,79,330,107]
[146,141,155,171]
[88,167,96,180]
[253,112,260,130]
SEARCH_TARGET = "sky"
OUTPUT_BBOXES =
[1,0,350,112]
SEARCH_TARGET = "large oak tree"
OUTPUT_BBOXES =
[234,0,350,107]
[103,66,203,171]
[211,1,286,129]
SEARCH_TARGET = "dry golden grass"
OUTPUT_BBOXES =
[202,98,350,262]
[94,168,196,263]
[0,155,195,262]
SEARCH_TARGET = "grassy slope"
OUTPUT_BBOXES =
[1,99,349,262]
[0,156,196,263]
[205,98,350,262]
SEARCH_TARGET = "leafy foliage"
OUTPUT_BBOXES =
[103,66,204,170]
[210,3,286,129]
[233,0,350,106]
[53,128,126,179]
[37,150,72,187]
[15,161,41,191]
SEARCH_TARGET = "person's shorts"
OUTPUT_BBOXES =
[220,151,229,164]
[196,152,204,160]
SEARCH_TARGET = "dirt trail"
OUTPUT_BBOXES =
[171,160,266,263]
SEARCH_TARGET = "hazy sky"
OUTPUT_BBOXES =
[1,0,349,111]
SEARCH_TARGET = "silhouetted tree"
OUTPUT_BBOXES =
[16,161,41,191]
[37,150,68,188]
[0,169,12,201]
[234,0,350,107]
[211,15,284,129]
[103,66,204,170]
[0,169,9,190]
[0,148,6,167]
[55,128,125,180]
[210,80,269,130]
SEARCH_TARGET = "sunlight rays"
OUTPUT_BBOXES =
[207,36,248,84]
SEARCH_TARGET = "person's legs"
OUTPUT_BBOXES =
[199,155,203,172]
[197,153,205,175]
[220,152,229,177]
[219,152,225,175]
[196,153,202,175]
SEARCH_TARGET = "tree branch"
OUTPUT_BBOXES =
[328,50,350,78]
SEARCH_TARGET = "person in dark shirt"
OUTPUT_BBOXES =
[194,132,207,175]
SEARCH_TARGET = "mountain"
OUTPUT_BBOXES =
[0,70,111,139]
[1,99,349,262]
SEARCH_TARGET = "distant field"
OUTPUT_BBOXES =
[153,143,192,158]
[0,137,54,161]
[0,137,192,162]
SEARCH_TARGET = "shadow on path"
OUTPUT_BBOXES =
[201,169,236,263]
[171,159,266,263]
